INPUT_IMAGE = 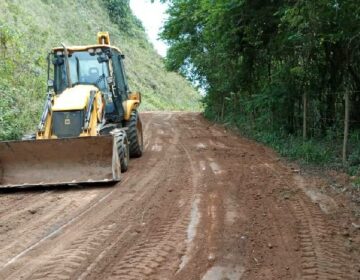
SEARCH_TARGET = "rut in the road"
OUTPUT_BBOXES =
[30,224,116,280]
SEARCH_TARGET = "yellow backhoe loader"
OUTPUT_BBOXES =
[0,32,143,188]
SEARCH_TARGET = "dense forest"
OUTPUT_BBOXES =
[0,0,199,140]
[160,0,360,173]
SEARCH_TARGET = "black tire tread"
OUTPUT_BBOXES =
[126,110,143,158]
[115,130,129,172]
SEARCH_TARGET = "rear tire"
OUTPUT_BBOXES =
[115,130,129,172]
[126,110,143,158]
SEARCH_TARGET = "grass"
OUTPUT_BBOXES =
[257,134,333,164]
[206,108,360,175]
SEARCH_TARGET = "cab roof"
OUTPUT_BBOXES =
[52,44,123,54]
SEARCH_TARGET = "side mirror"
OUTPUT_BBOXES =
[47,79,54,87]
[121,54,125,59]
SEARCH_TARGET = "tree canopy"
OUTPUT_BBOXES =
[161,0,360,166]
[161,0,360,138]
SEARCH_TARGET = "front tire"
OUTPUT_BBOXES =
[126,110,143,158]
[115,130,129,172]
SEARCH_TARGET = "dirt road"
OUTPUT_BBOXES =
[0,112,358,280]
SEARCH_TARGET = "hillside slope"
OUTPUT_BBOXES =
[0,0,200,140]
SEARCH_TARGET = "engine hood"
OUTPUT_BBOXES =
[52,85,98,111]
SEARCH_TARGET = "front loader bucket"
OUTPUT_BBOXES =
[0,136,121,188]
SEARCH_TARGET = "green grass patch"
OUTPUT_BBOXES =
[208,110,360,172]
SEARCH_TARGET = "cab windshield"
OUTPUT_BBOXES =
[53,50,109,93]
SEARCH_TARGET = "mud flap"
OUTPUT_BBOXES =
[0,136,121,188]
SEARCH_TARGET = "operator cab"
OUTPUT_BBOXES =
[49,44,129,123]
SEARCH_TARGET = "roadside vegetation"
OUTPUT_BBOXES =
[160,0,360,175]
[0,0,200,140]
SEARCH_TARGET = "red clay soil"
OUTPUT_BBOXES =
[0,112,358,280]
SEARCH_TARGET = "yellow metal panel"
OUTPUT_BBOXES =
[123,100,140,121]
[90,91,103,136]
[80,90,103,137]
[37,86,104,139]
[52,85,97,111]
[97,32,111,45]
[123,92,141,120]
[52,44,123,55]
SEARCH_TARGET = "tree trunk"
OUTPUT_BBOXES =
[221,95,225,121]
[343,91,349,165]
[303,92,307,140]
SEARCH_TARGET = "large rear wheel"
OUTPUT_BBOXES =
[126,110,143,158]
[115,130,129,172]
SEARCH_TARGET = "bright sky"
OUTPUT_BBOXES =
[130,0,168,57]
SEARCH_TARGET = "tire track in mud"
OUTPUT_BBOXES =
[82,117,202,280]
[0,189,104,268]
[0,187,119,280]
[88,145,196,279]
[292,191,357,279]
[105,204,190,280]
[30,224,118,280]
[17,156,172,280]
